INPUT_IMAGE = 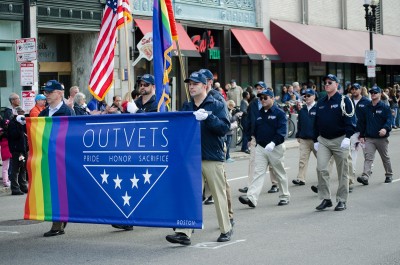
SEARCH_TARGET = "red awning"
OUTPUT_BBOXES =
[134,19,200,57]
[231,28,280,60]
[270,19,400,65]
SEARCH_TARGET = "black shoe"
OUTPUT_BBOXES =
[112,224,134,231]
[385,176,393,183]
[43,229,65,237]
[357,176,369,185]
[204,196,214,205]
[316,199,333,210]
[334,201,347,211]
[292,179,305,186]
[11,190,24,195]
[311,185,318,194]
[267,185,279,193]
[241,149,250,154]
[238,195,255,208]
[238,187,248,193]
[278,200,289,206]
[20,187,28,193]
[166,233,191,246]
[349,185,353,193]
[230,219,235,227]
[217,230,232,242]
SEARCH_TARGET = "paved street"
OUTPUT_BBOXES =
[1,131,400,265]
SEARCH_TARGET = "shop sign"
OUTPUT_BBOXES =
[209,49,220,60]
[191,30,215,53]
[20,62,34,86]
[132,32,153,67]
[309,62,326,76]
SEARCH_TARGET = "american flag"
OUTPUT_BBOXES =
[88,0,132,101]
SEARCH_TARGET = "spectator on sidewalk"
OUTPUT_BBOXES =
[3,93,21,122]
[29,94,46,117]
[227,79,243,106]
[73,92,91,116]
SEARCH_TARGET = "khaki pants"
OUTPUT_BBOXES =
[248,137,278,186]
[247,144,290,206]
[317,136,350,203]
[362,137,393,178]
[176,160,231,237]
[297,139,317,182]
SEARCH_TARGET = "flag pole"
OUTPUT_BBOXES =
[123,14,132,101]
[175,40,190,102]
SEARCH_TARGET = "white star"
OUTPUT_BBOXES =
[113,174,122,189]
[130,174,139,189]
[143,169,152,184]
[122,191,131,206]
[100,169,109,184]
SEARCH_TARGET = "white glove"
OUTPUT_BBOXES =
[193,109,208,121]
[230,121,238,130]
[16,115,26,125]
[340,138,351,149]
[314,142,319,152]
[265,142,275,152]
[127,101,138,113]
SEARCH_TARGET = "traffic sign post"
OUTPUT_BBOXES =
[20,62,35,86]
[15,38,37,62]
[364,50,376,66]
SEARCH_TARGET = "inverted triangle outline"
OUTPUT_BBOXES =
[83,165,168,218]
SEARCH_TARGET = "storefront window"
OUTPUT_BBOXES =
[296,63,307,85]
[240,58,249,88]
[273,63,284,98]
[0,20,21,108]
[285,63,296,85]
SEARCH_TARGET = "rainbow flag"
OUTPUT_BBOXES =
[153,0,177,112]
[25,117,69,222]
[24,113,203,228]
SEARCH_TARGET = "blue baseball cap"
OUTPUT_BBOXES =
[254,81,267,89]
[140,74,155,85]
[369,86,381,93]
[44,80,64,91]
[184,71,207,85]
[323,74,339,83]
[35,94,46,101]
[198,69,214,80]
[351,83,361,90]
[258,89,274,98]
[303,88,315,96]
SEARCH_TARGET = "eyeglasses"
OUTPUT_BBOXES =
[11,98,19,100]
[304,94,313,98]
[139,83,150,87]
[259,96,270,101]
[43,90,54,95]
[324,81,333,86]
[370,91,379,95]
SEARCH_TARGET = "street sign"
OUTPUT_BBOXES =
[364,50,376,66]
[21,90,36,113]
[367,66,376,78]
[20,62,34,86]
[15,38,37,62]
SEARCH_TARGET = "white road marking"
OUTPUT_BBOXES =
[390,178,400,183]
[0,231,19,234]
[227,167,290,182]
[190,239,246,249]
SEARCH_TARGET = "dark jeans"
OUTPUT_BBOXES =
[10,152,28,193]
[225,135,233,160]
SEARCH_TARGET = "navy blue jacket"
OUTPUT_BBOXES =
[255,104,287,147]
[314,92,355,141]
[244,98,261,142]
[358,100,392,138]
[39,102,75,117]
[134,95,158,113]
[181,94,230,162]
[295,103,317,140]
[352,96,370,132]
[7,117,28,154]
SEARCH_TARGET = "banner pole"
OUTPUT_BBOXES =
[124,11,132,101]
[175,40,190,102]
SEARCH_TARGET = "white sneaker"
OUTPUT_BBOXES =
[3,181,10,187]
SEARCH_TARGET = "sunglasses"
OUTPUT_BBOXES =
[43,90,54,95]
[259,96,270,101]
[304,94,313,98]
[324,81,333,86]
[370,91,379,95]
[139,83,150,87]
